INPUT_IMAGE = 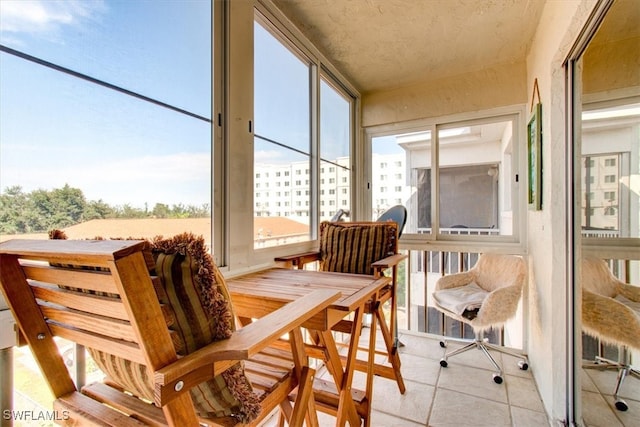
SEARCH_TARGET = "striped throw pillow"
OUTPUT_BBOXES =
[319,222,393,275]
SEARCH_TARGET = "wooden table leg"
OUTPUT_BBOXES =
[363,299,379,427]
[289,328,320,427]
[375,303,406,394]
[317,325,362,427]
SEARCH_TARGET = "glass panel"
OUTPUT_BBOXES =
[0,1,211,117]
[320,78,351,221]
[254,18,311,248]
[253,139,310,247]
[0,2,212,247]
[372,131,429,233]
[438,120,514,236]
[576,0,640,420]
[373,131,430,338]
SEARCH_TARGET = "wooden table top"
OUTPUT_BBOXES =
[226,267,391,313]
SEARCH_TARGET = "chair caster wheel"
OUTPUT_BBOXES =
[440,359,448,368]
[439,341,446,348]
[614,399,628,411]
[493,374,503,384]
[518,360,529,371]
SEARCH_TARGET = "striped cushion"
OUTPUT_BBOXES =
[49,231,260,423]
[319,222,393,275]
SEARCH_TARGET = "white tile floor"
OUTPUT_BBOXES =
[360,331,548,426]
[581,365,640,427]
[264,330,639,426]
[9,330,638,426]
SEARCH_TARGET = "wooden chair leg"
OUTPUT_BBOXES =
[289,327,320,427]
[289,366,316,427]
[376,304,406,394]
[363,300,378,427]
[278,400,293,424]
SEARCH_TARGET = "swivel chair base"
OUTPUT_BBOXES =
[583,355,640,411]
[439,332,529,384]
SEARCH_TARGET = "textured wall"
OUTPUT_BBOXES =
[525,0,598,423]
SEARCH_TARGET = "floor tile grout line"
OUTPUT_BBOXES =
[424,355,445,426]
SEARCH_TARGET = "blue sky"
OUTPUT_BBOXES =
[253,19,352,166]
[0,0,398,210]
[0,0,212,208]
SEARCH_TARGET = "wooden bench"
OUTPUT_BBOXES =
[0,239,339,426]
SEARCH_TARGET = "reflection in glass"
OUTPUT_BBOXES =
[576,0,640,421]
[581,104,640,239]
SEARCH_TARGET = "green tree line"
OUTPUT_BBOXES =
[0,184,210,235]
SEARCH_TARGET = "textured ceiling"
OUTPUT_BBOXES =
[589,0,640,45]
[272,0,546,94]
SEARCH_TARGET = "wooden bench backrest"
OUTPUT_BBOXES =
[0,239,179,399]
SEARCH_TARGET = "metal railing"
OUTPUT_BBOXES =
[417,227,501,236]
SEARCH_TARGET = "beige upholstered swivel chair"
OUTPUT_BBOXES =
[433,253,529,384]
[582,256,640,411]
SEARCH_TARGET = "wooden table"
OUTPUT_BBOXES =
[226,267,392,427]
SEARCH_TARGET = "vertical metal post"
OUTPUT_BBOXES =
[0,347,13,427]
[74,344,86,389]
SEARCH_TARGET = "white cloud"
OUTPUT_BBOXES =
[0,0,106,36]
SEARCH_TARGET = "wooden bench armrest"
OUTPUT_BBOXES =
[274,251,321,268]
[371,253,407,270]
[154,289,340,405]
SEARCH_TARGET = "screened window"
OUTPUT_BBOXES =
[371,115,517,238]
[0,1,212,245]
[372,131,430,229]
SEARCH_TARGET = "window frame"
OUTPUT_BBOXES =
[365,105,527,253]
[223,0,359,270]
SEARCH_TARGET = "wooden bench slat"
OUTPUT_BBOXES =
[23,263,120,294]
[244,362,291,381]
[48,323,146,365]
[30,281,129,320]
[244,350,294,371]
[82,383,168,427]
[0,254,78,398]
[54,391,149,426]
[30,281,175,328]
[40,303,137,343]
